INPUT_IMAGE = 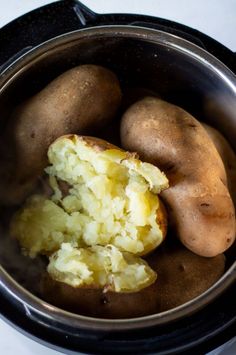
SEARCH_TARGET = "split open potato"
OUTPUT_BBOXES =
[11,135,169,311]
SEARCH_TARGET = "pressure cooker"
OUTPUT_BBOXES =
[0,1,235,354]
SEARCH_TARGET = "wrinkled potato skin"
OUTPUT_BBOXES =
[41,244,225,318]
[203,123,236,206]
[1,65,121,205]
[120,97,235,257]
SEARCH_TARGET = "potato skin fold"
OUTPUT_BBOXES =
[41,244,225,318]
[1,65,122,205]
[120,97,235,257]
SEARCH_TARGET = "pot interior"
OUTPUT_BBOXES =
[0,26,235,329]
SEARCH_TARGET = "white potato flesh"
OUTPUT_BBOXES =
[48,243,157,292]
[11,136,168,258]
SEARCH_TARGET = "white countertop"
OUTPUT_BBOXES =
[0,1,236,354]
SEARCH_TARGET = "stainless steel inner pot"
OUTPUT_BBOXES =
[0,26,235,332]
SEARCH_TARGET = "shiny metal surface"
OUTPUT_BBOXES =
[0,26,235,332]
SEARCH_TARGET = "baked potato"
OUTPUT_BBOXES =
[47,243,157,292]
[0,65,122,205]
[120,97,236,257]
[11,135,168,257]
[41,242,225,318]
[203,123,236,206]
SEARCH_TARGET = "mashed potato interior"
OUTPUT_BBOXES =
[12,136,168,257]
[11,136,168,259]
[11,135,169,291]
[48,243,157,292]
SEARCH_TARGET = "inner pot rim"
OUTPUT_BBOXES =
[0,25,235,332]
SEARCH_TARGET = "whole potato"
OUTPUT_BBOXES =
[203,123,236,206]
[0,65,122,205]
[41,243,225,318]
[120,97,235,257]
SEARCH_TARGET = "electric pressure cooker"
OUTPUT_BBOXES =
[0,1,235,354]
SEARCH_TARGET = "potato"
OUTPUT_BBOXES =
[41,243,225,318]
[11,135,168,257]
[41,273,159,319]
[147,243,225,312]
[11,134,170,319]
[203,123,236,206]
[0,65,122,205]
[47,243,157,292]
[120,97,235,257]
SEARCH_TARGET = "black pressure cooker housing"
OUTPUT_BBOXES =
[0,1,235,354]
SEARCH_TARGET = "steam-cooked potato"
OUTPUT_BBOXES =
[47,243,156,292]
[121,97,236,257]
[0,65,122,205]
[41,243,225,318]
[11,135,168,257]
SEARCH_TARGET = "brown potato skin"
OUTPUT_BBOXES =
[156,199,168,241]
[61,134,119,152]
[0,65,122,205]
[147,244,225,312]
[40,244,225,318]
[120,97,235,257]
[203,123,236,206]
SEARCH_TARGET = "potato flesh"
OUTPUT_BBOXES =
[48,243,157,292]
[11,136,168,258]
